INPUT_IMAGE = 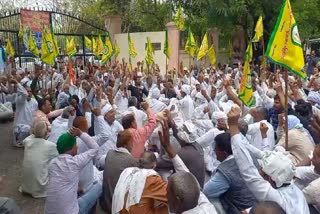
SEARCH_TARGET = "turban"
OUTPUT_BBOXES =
[181,85,191,95]
[261,151,295,188]
[211,111,227,125]
[287,115,303,130]
[16,68,25,75]
[57,133,77,154]
[151,88,161,99]
[101,104,113,116]
[177,122,198,143]
[195,92,206,103]
[20,77,29,86]
[307,91,320,106]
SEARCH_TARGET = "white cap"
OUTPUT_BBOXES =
[261,151,295,188]
[101,104,113,116]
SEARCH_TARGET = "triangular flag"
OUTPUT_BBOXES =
[238,42,255,107]
[197,33,209,60]
[252,16,264,42]
[207,45,216,65]
[28,30,39,57]
[184,27,197,57]
[145,37,154,65]
[128,33,138,57]
[5,38,15,57]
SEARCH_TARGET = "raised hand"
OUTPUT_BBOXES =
[158,120,177,158]
[260,122,269,139]
[69,127,82,137]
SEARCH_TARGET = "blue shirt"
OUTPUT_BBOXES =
[203,171,230,198]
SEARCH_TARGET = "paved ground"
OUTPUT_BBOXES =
[0,121,106,214]
[0,121,45,214]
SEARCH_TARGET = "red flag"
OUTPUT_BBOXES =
[68,62,76,85]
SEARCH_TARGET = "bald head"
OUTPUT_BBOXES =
[249,201,285,214]
[73,116,88,132]
[167,171,200,213]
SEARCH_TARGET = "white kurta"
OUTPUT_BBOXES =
[48,116,71,143]
[21,135,58,198]
[246,120,275,151]
[231,134,310,214]
[177,95,194,121]
[14,84,38,127]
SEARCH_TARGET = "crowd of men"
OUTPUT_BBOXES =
[0,50,320,214]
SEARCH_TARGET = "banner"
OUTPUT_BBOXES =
[20,9,50,55]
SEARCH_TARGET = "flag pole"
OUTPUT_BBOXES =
[284,68,289,150]
[165,57,168,79]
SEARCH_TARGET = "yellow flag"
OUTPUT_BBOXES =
[41,26,55,65]
[28,31,39,57]
[101,33,114,64]
[114,40,120,58]
[207,45,216,65]
[252,16,264,42]
[18,21,24,39]
[197,33,209,60]
[65,37,77,57]
[50,27,59,58]
[238,42,255,107]
[128,33,137,58]
[173,6,186,31]
[5,38,15,57]
[94,35,104,57]
[85,36,92,50]
[184,28,197,57]
[92,38,97,56]
[265,0,305,79]
[145,37,154,65]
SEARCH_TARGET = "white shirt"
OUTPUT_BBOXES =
[14,84,38,127]
[177,95,194,121]
[48,116,70,143]
[44,133,99,214]
[55,91,70,109]
[294,166,320,190]
[247,120,275,151]
[114,90,128,113]
[21,135,58,198]
[231,134,310,214]
[94,115,123,144]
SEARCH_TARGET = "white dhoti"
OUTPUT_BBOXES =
[12,124,31,146]
[0,102,13,120]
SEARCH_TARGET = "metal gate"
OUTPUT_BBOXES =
[0,8,109,71]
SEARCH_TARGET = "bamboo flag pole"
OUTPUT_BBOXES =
[284,68,289,150]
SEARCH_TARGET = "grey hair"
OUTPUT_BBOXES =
[61,107,70,119]
[139,151,156,169]
[168,172,200,207]
[128,96,138,107]
[255,106,268,120]
[238,119,248,136]
[32,120,48,139]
